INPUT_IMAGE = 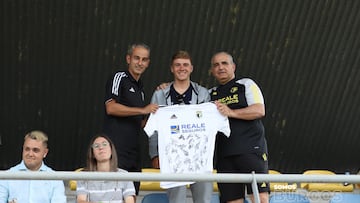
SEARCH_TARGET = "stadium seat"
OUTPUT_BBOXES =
[141,193,222,203]
[212,169,219,192]
[269,193,310,203]
[141,193,168,203]
[269,169,297,192]
[210,193,220,203]
[68,167,84,191]
[140,168,164,191]
[300,170,354,192]
[329,193,360,203]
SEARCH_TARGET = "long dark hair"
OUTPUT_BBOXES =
[85,133,118,172]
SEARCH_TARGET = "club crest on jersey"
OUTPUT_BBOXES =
[170,114,177,119]
[196,111,202,118]
[230,87,238,93]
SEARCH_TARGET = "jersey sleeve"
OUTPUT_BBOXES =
[104,72,126,103]
[205,102,231,137]
[144,113,157,137]
[218,116,231,137]
[238,78,264,105]
[211,103,231,137]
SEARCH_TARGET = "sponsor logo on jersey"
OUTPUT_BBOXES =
[171,125,180,134]
[170,123,206,134]
[218,94,239,105]
[129,87,135,92]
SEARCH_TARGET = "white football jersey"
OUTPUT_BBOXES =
[144,102,230,188]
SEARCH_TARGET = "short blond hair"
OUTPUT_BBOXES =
[24,130,48,147]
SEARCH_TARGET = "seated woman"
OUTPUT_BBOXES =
[76,134,136,203]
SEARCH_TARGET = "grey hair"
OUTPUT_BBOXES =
[211,51,235,64]
[127,43,151,56]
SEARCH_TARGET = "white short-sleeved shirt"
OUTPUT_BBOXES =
[144,102,230,188]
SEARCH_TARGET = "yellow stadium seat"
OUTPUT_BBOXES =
[140,168,164,191]
[212,170,219,192]
[300,170,354,192]
[269,169,297,192]
[68,167,84,191]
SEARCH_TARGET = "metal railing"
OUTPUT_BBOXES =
[1,171,360,203]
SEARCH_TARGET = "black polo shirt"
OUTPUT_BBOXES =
[103,70,145,169]
[210,78,267,158]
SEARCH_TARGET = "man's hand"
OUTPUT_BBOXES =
[144,103,160,114]
[151,156,160,169]
[156,82,170,90]
[215,101,233,117]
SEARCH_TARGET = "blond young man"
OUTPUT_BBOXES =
[148,50,213,203]
[0,130,66,203]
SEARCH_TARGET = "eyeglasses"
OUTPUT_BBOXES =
[91,141,109,149]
